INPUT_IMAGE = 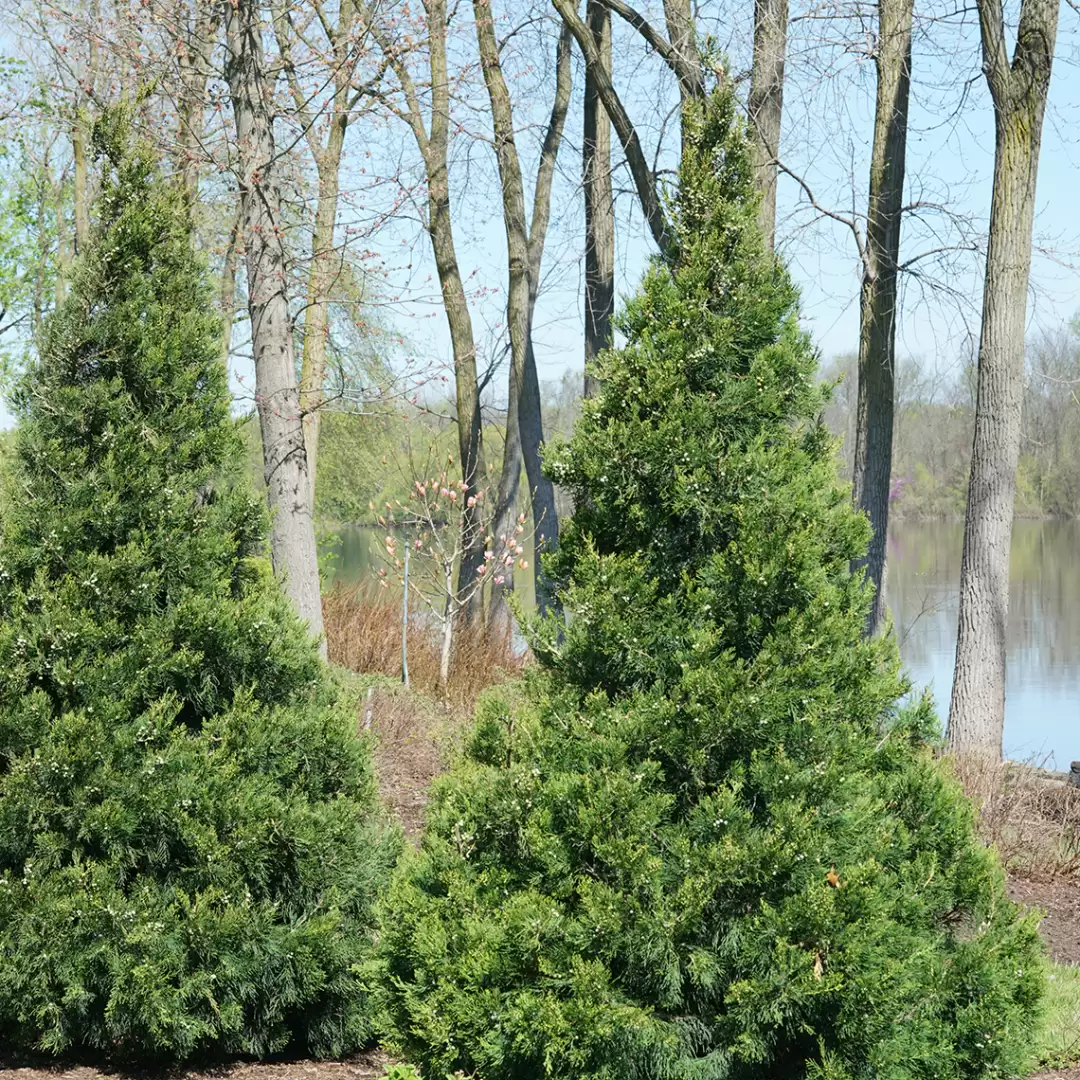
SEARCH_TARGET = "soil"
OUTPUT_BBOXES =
[1009,875,1080,967]
[0,1053,390,1080]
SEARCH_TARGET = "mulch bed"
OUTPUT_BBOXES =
[1009,874,1080,967]
[0,1054,390,1080]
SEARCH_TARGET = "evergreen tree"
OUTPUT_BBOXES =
[0,113,397,1062]
[380,87,1043,1080]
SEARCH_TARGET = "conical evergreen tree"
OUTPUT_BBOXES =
[0,113,397,1062]
[380,88,1043,1080]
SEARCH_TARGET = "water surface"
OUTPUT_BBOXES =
[888,519,1080,766]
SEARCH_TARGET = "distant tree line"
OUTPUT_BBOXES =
[823,323,1080,521]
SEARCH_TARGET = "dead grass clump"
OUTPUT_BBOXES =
[323,584,527,713]
[950,752,1080,878]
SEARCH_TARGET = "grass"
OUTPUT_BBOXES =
[1033,963,1080,1071]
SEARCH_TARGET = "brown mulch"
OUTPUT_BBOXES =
[1009,874,1080,967]
[0,1053,390,1080]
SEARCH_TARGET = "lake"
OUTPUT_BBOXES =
[327,519,1080,766]
[888,519,1080,768]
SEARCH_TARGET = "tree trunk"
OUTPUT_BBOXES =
[488,360,522,634]
[408,0,488,619]
[428,155,487,616]
[72,115,91,254]
[55,181,71,307]
[225,0,326,654]
[747,0,788,250]
[473,0,566,615]
[661,0,703,148]
[851,0,913,637]
[583,0,614,397]
[948,0,1059,757]
[220,203,242,367]
[300,128,346,503]
[175,6,222,207]
[280,0,356,510]
[438,566,455,697]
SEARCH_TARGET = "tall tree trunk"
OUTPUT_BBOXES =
[583,1,614,397]
[948,0,1059,757]
[175,5,222,207]
[747,0,788,249]
[54,179,72,307]
[661,0,703,149]
[474,3,569,613]
[299,127,346,502]
[851,0,913,637]
[488,361,522,633]
[371,0,488,621]
[72,117,91,254]
[274,0,357,509]
[225,0,326,653]
[220,202,242,367]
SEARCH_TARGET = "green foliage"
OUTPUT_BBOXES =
[379,86,1045,1080]
[382,1065,425,1080]
[0,112,398,1062]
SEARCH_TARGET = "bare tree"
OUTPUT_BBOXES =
[368,0,489,618]
[747,0,787,248]
[225,0,326,650]
[555,0,694,394]
[948,0,1060,757]
[582,1,613,397]
[272,0,384,500]
[851,0,913,636]
[475,10,572,621]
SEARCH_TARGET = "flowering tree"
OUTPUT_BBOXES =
[377,461,529,695]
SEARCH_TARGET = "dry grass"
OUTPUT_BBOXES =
[325,585,530,837]
[950,753,1080,878]
[323,584,527,714]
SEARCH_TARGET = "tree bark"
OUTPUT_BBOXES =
[175,5,222,207]
[372,1,488,620]
[582,0,614,398]
[474,5,569,614]
[225,0,326,653]
[555,0,671,254]
[219,202,242,367]
[488,359,522,633]
[274,0,357,508]
[72,116,91,254]
[948,0,1059,757]
[851,0,913,637]
[747,0,788,249]
[660,0,703,145]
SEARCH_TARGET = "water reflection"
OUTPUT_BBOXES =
[888,520,1080,766]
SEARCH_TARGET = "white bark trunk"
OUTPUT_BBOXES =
[948,0,1059,756]
[226,0,326,654]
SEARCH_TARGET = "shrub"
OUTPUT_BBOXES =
[0,113,398,1062]
[379,86,1044,1080]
